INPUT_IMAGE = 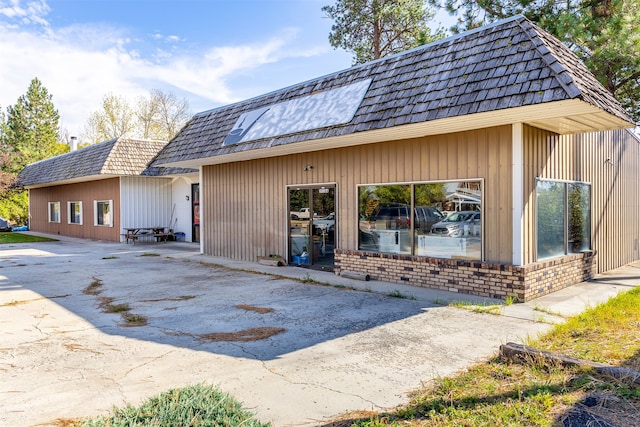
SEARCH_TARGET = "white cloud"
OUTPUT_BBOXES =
[151,32,184,43]
[0,1,340,144]
[0,0,49,26]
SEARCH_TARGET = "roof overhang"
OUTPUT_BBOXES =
[21,174,116,189]
[159,99,634,169]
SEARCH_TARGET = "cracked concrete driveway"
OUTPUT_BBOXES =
[1,236,563,426]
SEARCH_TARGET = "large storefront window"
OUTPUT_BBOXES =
[536,180,591,260]
[358,180,482,260]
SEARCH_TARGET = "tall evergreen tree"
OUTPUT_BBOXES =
[1,78,63,224]
[5,77,63,172]
[323,0,445,65]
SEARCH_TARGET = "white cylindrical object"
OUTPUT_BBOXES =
[340,270,371,281]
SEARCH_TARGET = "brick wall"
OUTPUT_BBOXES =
[334,249,597,301]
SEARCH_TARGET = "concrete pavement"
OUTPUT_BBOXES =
[1,234,638,426]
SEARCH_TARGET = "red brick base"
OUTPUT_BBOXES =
[334,249,597,301]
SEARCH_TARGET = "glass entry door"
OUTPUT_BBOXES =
[192,183,200,243]
[288,185,336,270]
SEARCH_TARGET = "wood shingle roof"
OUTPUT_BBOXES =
[18,137,194,188]
[151,16,632,168]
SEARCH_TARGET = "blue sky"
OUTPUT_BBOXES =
[0,0,455,140]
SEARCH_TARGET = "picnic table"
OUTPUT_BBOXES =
[123,227,172,244]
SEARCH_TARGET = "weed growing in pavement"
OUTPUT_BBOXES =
[120,313,148,326]
[301,272,317,283]
[387,290,408,299]
[449,298,504,315]
[533,305,566,318]
[101,256,118,260]
[103,303,131,313]
[140,253,160,257]
[83,277,103,295]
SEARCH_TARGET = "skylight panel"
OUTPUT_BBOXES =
[223,78,372,146]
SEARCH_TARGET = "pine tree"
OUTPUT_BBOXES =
[5,77,62,172]
[323,0,445,65]
[1,78,64,225]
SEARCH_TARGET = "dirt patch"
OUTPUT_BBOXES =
[235,304,274,314]
[139,295,196,302]
[198,327,285,342]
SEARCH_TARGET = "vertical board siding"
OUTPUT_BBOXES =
[522,126,640,272]
[202,125,513,264]
[120,177,173,231]
[28,178,120,241]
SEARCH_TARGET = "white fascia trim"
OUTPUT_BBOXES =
[512,123,524,265]
[199,166,204,254]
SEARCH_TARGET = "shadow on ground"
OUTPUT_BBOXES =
[0,240,433,361]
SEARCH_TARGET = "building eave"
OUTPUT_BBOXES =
[158,100,633,168]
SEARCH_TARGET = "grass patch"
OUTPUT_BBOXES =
[387,290,408,299]
[340,287,640,427]
[120,313,148,327]
[0,233,58,244]
[103,302,131,313]
[71,383,270,426]
[139,252,160,257]
[533,304,566,318]
[83,277,103,295]
[449,299,504,315]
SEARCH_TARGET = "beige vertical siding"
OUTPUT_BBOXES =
[29,178,121,241]
[202,125,513,263]
[522,126,640,272]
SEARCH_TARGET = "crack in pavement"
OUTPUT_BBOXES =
[258,357,384,409]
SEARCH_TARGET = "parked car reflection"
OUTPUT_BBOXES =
[430,211,480,237]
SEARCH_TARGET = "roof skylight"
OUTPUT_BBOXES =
[223,78,372,146]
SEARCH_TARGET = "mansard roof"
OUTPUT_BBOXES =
[149,15,632,168]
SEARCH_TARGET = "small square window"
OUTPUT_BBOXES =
[48,202,60,223]
[68,201,83,225]
[94,200,112,227]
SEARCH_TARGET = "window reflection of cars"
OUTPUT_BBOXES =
[415,206,444,232]
[313,213,334,232]
[372,205,444,232]
[430,211,480,237]
[372,205,411,229]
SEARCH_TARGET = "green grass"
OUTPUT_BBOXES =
[120,313,148,326]
[74,384,270,427]
[0,233,57,244]
[83,278,104,295]
[342,286,640,427]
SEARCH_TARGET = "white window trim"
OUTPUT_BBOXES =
[67,201,83,225]
[48,201,60,223]
[93,200,113,227]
